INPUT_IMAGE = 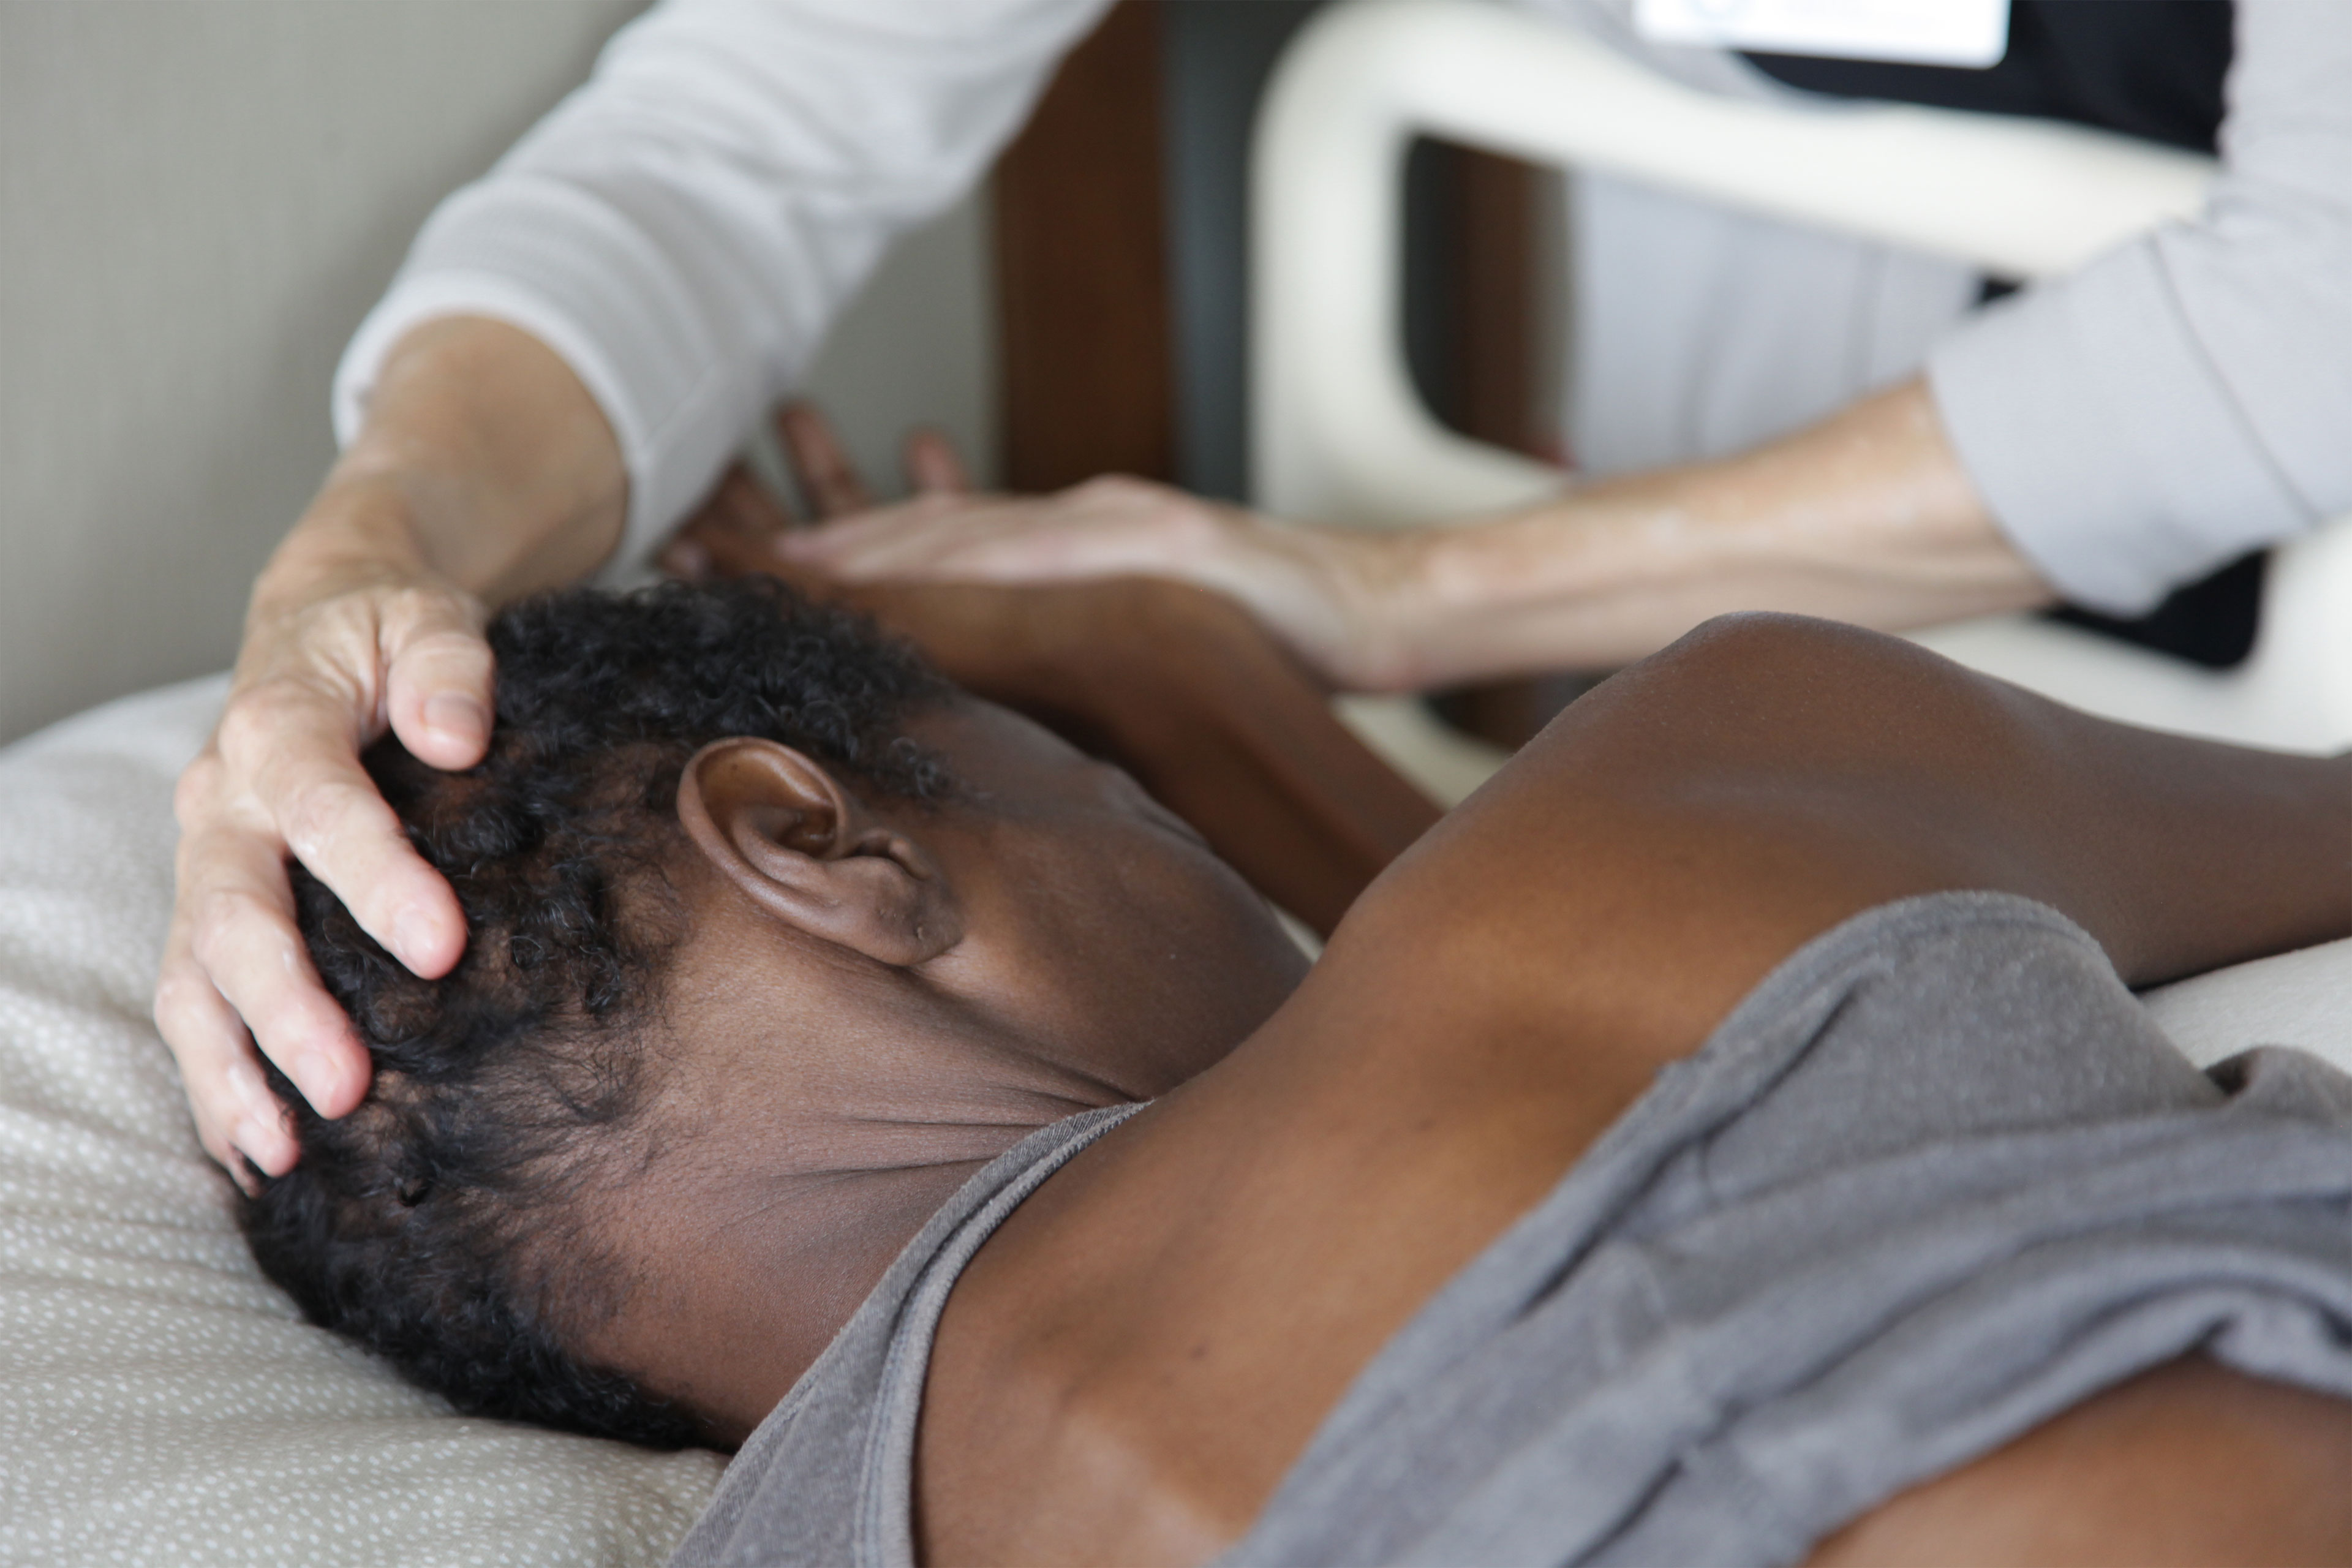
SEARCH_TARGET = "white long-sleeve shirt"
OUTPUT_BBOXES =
[336,0,2352,617]
[335,0,1111,562]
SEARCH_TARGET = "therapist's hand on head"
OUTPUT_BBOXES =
[156,317,625,1191]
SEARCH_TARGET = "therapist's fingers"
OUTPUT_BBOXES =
[382,590,494,774]
[781,475,1192,582]
[903,428,971,496]
[666,403,984,589]
[666,466,802,581]
[777,478,1409,690]
[658,532,716,584]
[176,800,377,1077]
[160,752,370,1180]
[218,669,467,983]
[154,916,298,1188]
[161,584,480,1172]
[775,402,873,519]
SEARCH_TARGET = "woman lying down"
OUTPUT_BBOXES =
[241,578,2352,1567]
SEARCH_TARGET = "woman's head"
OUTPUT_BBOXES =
[243,579,1305,1448]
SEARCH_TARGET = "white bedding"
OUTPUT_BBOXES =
[1,676,2343,1565]
[0,677,720,1567]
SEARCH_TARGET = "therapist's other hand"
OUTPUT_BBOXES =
[157,317,625,1189]
[668,405,1322,704]
[770,451,1425,692]
[772,381,2049,693]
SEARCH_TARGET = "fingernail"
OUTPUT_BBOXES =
[423,693,488,742]
[233,1117,281,1175]
[290,1048,344,1111]
[228,1059,272,1115]
[393,907,440,970]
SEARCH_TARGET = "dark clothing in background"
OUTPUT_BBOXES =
[1752,1,2259,668]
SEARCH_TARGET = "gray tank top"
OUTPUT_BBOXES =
[669,893,2352,1567]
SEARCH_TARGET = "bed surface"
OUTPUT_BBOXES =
[0,676,722,1567]
[2,676,2343,1564]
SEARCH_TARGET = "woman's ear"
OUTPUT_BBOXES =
[676,737,962,967]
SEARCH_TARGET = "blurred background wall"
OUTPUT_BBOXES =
[0,0,998,745]
[0,0,1542,748]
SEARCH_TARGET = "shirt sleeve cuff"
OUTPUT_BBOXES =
[331,190,762,584]
[1925,246,2312,616]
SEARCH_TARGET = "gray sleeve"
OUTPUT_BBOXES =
[1223,895,2352,1568]
[1926,0,2352,615]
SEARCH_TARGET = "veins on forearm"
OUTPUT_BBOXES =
[1389,380,2052,684]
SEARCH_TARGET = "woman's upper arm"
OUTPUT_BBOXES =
[1327,614,2352,1090]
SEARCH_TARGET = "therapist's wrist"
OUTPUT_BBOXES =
[323,315,628,604]
[1242,520,1439,693]
[1362,502,1623,689]
[249,468,458,622]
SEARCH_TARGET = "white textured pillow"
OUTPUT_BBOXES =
[0,677,720,1568]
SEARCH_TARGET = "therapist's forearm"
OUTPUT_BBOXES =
[1381,379,2052,687]
[259,316,627,612]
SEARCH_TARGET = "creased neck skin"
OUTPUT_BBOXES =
[581,954,1166,1448]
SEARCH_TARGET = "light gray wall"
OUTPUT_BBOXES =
[0,0,998,745]
[765,197,999,519]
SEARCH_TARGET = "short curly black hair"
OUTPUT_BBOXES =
[239,578,952,1449]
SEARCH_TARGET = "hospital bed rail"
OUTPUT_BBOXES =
[1249,0,2352,767]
